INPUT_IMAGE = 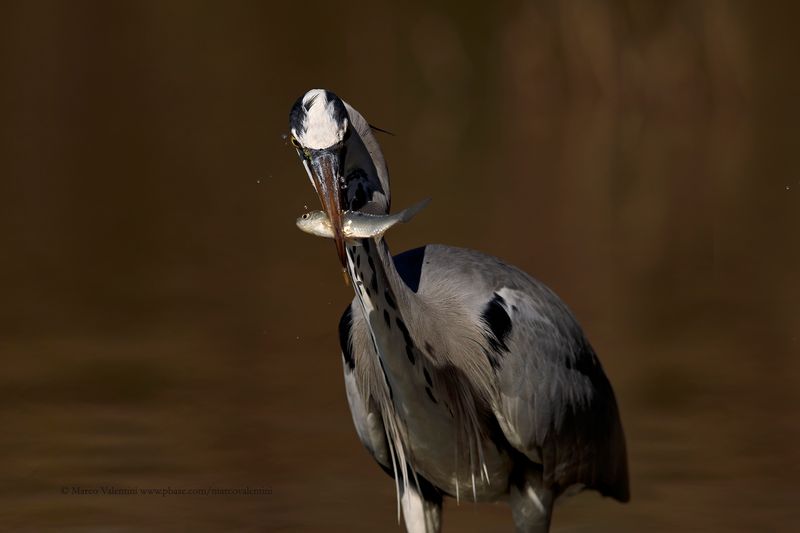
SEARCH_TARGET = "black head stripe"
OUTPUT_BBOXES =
[288,96,307,136]
[323,90,348,127]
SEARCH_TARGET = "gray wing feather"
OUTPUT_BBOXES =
[414,245,629,501]
[494,288,629,500]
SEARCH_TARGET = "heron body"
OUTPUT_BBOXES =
[289,89,629,532]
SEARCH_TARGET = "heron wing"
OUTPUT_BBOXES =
[490,286,629,501]
[411,245,630,501]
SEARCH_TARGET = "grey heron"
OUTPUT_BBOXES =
[288,89,629,532]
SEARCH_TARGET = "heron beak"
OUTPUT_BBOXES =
[308,149,347,267]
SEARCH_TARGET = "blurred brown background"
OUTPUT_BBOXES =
[1,1,798,531]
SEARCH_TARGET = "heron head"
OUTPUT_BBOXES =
[289,89,350,266]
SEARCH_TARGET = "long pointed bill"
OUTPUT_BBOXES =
[308,150,347,267]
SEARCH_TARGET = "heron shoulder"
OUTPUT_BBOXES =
[394,244,565,312]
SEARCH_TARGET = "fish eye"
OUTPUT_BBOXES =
[301,213,309,220]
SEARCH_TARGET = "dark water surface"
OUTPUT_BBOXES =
[1,1,798,531]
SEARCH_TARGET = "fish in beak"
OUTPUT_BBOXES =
[308,149,347,267]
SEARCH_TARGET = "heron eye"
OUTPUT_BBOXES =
[290,136,301,148]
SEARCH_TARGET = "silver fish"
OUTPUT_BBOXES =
[296,198,430,239]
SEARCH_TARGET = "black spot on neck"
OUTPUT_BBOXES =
[395,318,411,343]
[395,318,415,365]
[383,309,391,327]
[425,386,437,404]
[338,306,355,371]
[423,368,433,387]
[378,358,393,400]
[384,290,397,310]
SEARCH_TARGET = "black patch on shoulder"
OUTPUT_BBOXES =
[338,306,355,371]
[384,290,396,309]
[425,386,437,404]
[482,293,512,353]
[423,368,433,387]
[383,309,391,327]
[392,246,426,293]
[395,318,415,365]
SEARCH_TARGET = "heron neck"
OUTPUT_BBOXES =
[346,237,415,313]
[345,238,422,374]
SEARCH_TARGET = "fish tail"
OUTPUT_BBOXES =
[398,197,431,223]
